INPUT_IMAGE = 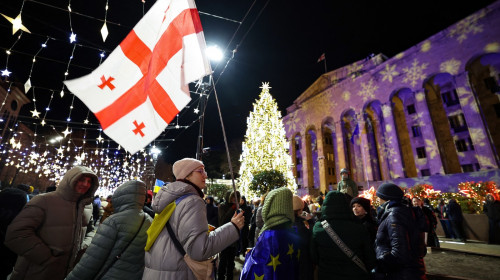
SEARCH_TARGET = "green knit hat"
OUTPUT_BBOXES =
[260,187,294,234]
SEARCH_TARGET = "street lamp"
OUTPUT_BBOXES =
[150,146,161,160]
[148,145,161,191]
[206,45,223,62]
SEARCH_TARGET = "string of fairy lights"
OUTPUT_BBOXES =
[0,0,222,191]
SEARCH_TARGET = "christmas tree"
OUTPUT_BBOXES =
[239,82,297,198]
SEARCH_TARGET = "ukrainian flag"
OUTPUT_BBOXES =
[154,179,165,193]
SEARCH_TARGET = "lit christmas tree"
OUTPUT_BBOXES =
[239,82,297,198]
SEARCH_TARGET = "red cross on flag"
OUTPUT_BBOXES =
[64,0,211,154]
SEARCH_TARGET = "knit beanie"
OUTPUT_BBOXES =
[261,187,294,233]
[376,183,404,201]
[350,196,371,214]
[172,158,204,179]
[293,195,304,211]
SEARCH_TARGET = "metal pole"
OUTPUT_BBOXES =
[196,84,207,161]
[210,75,239,209]
[324,55,327,73]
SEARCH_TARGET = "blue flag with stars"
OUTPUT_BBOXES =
[240,228,300,280]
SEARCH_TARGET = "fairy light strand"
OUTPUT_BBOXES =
[101,0,109,41]
[0,83,13,118]
[24,37,50,93]
[67,0,73,32]
[40,90,55,126]
[60,43,76,98]
[2,31,23,76]
[27,37,50,78]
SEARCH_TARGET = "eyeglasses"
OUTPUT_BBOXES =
[193,169,207,176]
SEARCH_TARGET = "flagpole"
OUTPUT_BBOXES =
[210,74,239,209]
[324,54,327,73]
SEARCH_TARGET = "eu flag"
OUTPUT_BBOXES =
[240,229,300,280]
[350,123,359,144]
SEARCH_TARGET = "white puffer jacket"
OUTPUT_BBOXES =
[142,181,239,280]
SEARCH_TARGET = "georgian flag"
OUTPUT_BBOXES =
[64,0,211,154]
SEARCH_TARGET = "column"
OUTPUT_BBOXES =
[335,121,346,186]
[316,125,327,193]
[358,119,373,184]
[455,72,499,169]
[381,103,405,178]
[413,90,443,175]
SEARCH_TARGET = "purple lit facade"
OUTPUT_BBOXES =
[284,1,500,196]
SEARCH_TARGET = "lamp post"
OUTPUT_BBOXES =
[149,145,161,191]
[196,83,208,161]
[196,45,223,161]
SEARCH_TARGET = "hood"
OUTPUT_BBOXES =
[152,181,199,213]
[112,180,147,213]
[379,200,414,228]
[206,196,214,205]
[321,191,354,221]
[0,188,27,224]
[56,166,99,203]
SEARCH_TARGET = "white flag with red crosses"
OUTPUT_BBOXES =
[64,0,211,154]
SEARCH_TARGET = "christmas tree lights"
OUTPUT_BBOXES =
[239,82,297,198]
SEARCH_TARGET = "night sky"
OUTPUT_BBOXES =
[1,0,497,164]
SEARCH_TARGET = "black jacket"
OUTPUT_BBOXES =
[447,200,464,222]
[206,196,219,227]
[484,199,500,220]
[293,215,314,280]
[375,201,426,280]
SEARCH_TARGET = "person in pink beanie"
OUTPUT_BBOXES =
[143,158,245,280]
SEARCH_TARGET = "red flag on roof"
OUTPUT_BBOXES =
[317,53,325,63]
[64,0,211,154]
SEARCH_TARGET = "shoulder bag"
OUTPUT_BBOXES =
[321,220,367,273]
[166,221,215,280]
[94,215,146,279]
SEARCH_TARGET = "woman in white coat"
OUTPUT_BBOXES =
[142,158,245,280]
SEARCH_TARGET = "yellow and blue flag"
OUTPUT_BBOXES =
[154,179,165,193]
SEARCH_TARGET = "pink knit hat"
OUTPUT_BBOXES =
[172,158,204,179]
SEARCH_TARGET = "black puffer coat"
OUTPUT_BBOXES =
[292,215,314,280]
[375,201,426,280]
[0,188,27,279]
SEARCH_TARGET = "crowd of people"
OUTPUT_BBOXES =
[0,161,499,280]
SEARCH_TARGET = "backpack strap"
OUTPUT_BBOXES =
[175,193,195,205]
[321,220,367,273]
[166,193,196,256]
